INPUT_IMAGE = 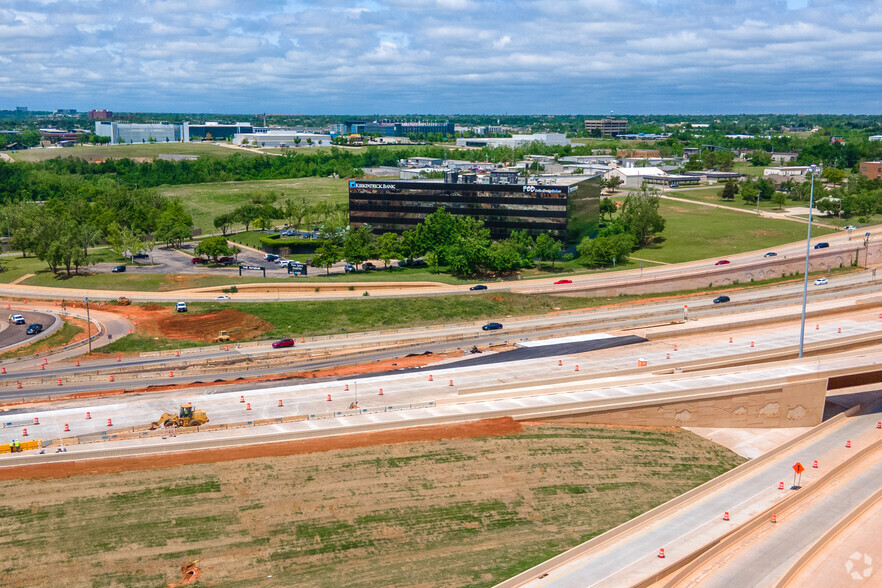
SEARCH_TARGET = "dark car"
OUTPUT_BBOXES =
[813,242,830,249]
[714,260,730,266]
[272,338,295,349]
[26,324,43,335]
[191,257,207,264]
[763,252,777,258]
[362,262,376,271]
[554,279,573,285]
[481,322,503,331]
[111,265,126,273]
[133,252,149,259]
[264,253,279,262]
[470,284,488,291]
[217,256,235,264]
[713,295,731,304]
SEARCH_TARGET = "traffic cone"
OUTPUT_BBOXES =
[22,428,27,437]
[449,379,454,386]
[428,374,433,381]
[64,423,70,432]
[750,341,755,348]
[327,394,332,401]
[657,548,665,559]
[240,395,245,403]
[666,353,670,360]
[344,384,349,392]
[40,364,45,370]
[176,349,180,356]
[109,375,114,382]
[17,381,21,389]
[106,418,112,427]
[169,371,173,377]
[729,337,733,343]
[771,514,777,523]
[838,327,841,333]
[86,411,91,420]
[58,379,62,386]
[558,359,562,366]
[846,440,852,448]
[723,511,729,521]
[379,388,384,396]
[1,367,5,374]
[816,324,819,330]
[33,417,39,425]
[301,337,305,343]
[117,355,121,362]
[673,344,678,351]
[877,421,881,429]
[278,399,283,407]
[813,460,818,468]
[75,360,79,367]
[778,481,785,490]
[575,365,580,371]
[246,403,251,411]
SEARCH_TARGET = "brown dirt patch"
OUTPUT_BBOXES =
[0,417,523,480]
[99,305,273,342]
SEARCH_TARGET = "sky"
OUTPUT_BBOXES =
[1,0,881,115]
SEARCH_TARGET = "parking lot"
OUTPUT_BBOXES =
[90,242,354,277]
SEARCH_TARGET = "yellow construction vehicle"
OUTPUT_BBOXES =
[215,331,231,343]
[117,296,131,306]
[149,403,209,429]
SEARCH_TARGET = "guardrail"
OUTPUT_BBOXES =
[0,310,103,364]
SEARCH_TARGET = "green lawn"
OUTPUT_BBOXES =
[732,163,769,178]
[631,198,836,263]
[8,142,259,163]
[160,177,348,233]
[0,248,124,284]
[668,187,790,212]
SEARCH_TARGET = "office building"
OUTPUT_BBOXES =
[858,161,882,180]
[344,121,454,137]
[89,110,113,120]
[95,121,181,143]
[584,117,627,136]
[349,175,600,242]
[183,122,253,141]
[455,133,570,148]
[233,131,332,148]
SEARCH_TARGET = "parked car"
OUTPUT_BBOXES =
[481,322,503,331]
[217,256,235,264]
[11,314,25,325]
[763,252,777,258]
[215,295,231,301]
[133,252,149,259]
[713,295,731,304]
[111,265,126,273]
[554,279,572,285]
[175,301,188,313]
[362,262,376,271]
[191,257,207,264]
[814,277,828,286]
[813,242,830,249]
[26,324,43,335]
[844,225,856,230]
[344,264,356,273]
[470,285,488,291]
[714,260,730,266]
[272,338,295,348]
[264,253,279,262]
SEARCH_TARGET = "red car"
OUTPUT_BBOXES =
[272,338,295,349]
[191,257,207,264]
[554,279,573,285]
[714,260,730,266]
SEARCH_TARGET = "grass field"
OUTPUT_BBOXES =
[8,142,259,163]
[630,198,836,264]
[0,319,84,360]
[667,186,791,212]
[161,176,349,232]
[0,424,744,587]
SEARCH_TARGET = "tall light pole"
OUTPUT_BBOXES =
[798,164,820,359]
[85,298,92,354]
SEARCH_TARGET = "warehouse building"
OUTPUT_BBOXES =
[94,121,181,143]
[349,174,601,242]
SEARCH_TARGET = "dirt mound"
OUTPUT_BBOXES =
[155,308,273,342]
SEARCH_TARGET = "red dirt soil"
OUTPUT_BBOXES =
[100,304,273,342]
[0,417,523,480]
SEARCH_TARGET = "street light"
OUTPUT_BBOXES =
[85,298,92,354]
[798,164,821,359]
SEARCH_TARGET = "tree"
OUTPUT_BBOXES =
[721,179,739,201]
[816,197,841,216]
[605,176,623,193]
[740,181,759,205]
[618,187,666,248]
[750,151,773,166]
[599,197,618,220]
[577,233,636,266]
[232,204,261,232]
[313,239,343,275]
[757,178,776,201]
[213,213,234,236]
[106,223,144,261]
[343,225,376,267]
[534,232,563,267]
[155,202,194,248]
[822,168,846,187]
[194,236,231,261]
[772,191,787,209]
[376,232,399,268]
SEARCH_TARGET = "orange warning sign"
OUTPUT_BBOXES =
[793,462,805,474]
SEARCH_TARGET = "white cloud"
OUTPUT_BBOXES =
[0,0,880,113]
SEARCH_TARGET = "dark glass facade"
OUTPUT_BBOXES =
[349,178,600,242]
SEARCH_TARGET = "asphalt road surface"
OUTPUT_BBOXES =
[0,310,58,351]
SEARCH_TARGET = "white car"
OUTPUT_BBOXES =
[844,225,856,230]
[813,277,828,286]
[276,258,289,266]
[216,295,231,301]
[10,314,25,325]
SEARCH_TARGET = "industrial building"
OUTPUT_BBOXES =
[455,133,570,149]
[182,122,253,141]
[858,161,882,180]
[94,121,182,143]
[348,173,600,242]
[233,131,332,148]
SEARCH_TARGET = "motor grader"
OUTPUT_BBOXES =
[150,402,209,429]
